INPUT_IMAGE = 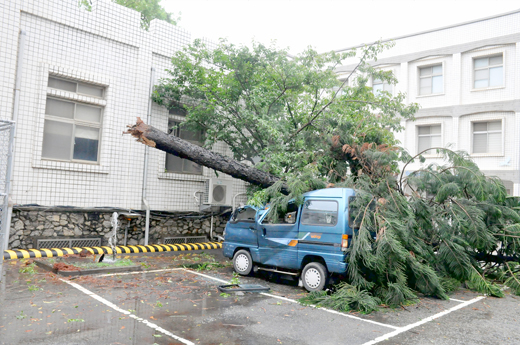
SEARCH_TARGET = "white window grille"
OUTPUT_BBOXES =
[42,77,104,163]
[419,65,443,95]
[165,110,204,174]
[417,125,441,155]
[473,54,503,89]
[472,121,502,154]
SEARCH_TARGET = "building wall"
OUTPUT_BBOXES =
[336,10,520,194]
[1,0,246,249]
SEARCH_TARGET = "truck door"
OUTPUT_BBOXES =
[225,206,259,249]
[257,203,300,269]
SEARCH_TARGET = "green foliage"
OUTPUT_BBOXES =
[300,282,381,313]
[79,0,179,29]
[19,263,36,275]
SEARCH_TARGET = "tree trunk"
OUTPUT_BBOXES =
[126,118,289,194]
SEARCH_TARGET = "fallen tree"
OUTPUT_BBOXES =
[125,117,288,193]
[125,40,520,312]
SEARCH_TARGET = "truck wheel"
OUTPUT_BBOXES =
[302,262,327,291]
[233,250,253,276]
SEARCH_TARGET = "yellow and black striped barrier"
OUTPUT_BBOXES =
[2,242,222,260]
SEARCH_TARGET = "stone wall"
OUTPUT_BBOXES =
[9,209,228,250]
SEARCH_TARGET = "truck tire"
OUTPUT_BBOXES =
[233,249,253,276]
[302,262,327,291]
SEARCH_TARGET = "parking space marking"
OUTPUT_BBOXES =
[448,298,466,303]
[59,277,195,345]
[360,295,486,345]
[184,269,400,330]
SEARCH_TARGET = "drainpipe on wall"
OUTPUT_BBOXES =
[2,30,26,252]
[141,67,155,246]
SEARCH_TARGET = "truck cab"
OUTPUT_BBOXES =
[223,188,356,291]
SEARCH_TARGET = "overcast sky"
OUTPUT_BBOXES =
[162,0,520,54]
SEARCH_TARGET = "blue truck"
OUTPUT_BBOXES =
[222,188,356,291]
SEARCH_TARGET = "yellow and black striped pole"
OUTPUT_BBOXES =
[2,242,222,260]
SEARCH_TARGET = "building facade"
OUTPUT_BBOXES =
[335,10,520,195]
[0,0,247,249]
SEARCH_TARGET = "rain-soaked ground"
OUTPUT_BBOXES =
[1,250,519,345]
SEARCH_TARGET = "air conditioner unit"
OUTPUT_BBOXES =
[204,178,234,205]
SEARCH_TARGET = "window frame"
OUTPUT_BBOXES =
[470,119,504,156]
[416,123,443,156]
[417,63,444,97]
[471,52,505,91]
[42,76,105,164]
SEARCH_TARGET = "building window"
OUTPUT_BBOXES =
[474,54,503,89]
[419,65,443,95]
[165,118,203,174]
[372,77,393,96]
[472,121,502,154]
[417,125,441,154]
[42,77,104,162]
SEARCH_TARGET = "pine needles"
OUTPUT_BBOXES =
[299,147,520,313]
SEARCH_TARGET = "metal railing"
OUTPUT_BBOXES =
[0,120,15,282]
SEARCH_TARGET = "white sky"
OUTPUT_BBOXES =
[163,0,520,54]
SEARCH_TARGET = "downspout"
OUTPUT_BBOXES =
[2,30,26,252]
[141,67,155,246]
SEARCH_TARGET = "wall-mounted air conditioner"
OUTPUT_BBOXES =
[204,178,234,206]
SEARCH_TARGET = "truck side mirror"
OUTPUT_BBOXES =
[284,211,297,224]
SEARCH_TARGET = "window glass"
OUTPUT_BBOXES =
[78,83,103,97]
[262,203,299,224]
[417,125,441,154]
[48,77,76,92]
[45,98,75,119]
[73,126,100,161]
[76,104,102,123]
[474,55,503,89]
[301,200,338,226]
[472,121,502,154]
[232,208,257,222]
[42,120,73,160]
[419,64,443,95]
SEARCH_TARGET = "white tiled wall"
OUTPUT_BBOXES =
[1,0,247,211]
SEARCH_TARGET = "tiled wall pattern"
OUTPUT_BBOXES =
[1,0,247,212]
[338,11,520,195]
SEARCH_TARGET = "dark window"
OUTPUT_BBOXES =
[231,207,257,222]
[301,200,338,226]
[262,203,298,224]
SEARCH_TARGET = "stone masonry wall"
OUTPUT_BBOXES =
[9,209,227,250]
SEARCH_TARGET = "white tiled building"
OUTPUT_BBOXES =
[0,0,246,249]
[335,9,520,195]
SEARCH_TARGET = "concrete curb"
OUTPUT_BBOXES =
[2,242,222,260]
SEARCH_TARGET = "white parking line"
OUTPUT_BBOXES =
[360,295,486,345]
[183,269,400,330]
[59,277,195,345]
[448,298,467,303]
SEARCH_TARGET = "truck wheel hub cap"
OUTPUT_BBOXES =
[305,268,321,288]
[236,254,249,271]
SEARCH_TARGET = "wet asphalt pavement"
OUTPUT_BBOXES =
[1,250,519,345]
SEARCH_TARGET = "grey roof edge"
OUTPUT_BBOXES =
[333,8,520,53]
